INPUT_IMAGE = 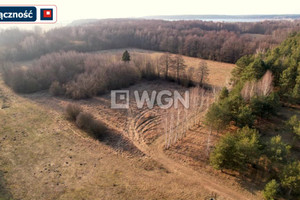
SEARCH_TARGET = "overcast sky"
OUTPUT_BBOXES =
[1,0,300,29]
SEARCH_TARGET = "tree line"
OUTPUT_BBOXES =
[1,19,300,63]
[1,51,209,98]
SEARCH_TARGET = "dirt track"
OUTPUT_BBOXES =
[19,81,262,200]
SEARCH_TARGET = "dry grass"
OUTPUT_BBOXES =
[0,51,262,200]
[0,79,213,200]
[92,48,235,88]
[126,49,235,88]
[19,79,262,199]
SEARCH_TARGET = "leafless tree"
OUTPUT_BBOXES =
[241,70,274,101]
[196,61,209,86]
[173,55,186,83]
[163,87,211,149]
[258,70,274,96]
[160,53,172,79]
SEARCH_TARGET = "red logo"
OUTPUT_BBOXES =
[43,9,52,18]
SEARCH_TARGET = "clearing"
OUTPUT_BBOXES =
[0,51,263,200]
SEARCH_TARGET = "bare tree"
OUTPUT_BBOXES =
[163,87,211,149]
[196,61,209,86]
[241,70,274,101]
[258,70,274,96]
[160,53,172,79]
[173,55,186,83]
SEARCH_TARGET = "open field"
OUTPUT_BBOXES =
[0,52,263,200]
[96,48,236,88]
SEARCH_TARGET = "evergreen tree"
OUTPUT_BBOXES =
[210,126,261,172]
[122,50,131,62]
[219,87,229,100]
[263,179,279,200]
[266,135,291,164]
[280,161,300,196]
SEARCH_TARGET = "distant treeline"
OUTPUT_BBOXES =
[1,19,300,63]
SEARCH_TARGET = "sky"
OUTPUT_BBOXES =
[1,0,300,29]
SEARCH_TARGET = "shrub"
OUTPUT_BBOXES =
[65,104,82,121]
[89,119,107,139]
[263,179,279,200]
[49,81,65,96]
[75,112,93,129]
[76,112,107,139]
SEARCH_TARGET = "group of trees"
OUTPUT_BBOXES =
[1,19,300,63]
[158,53,209,87]
[210,125,299,199]
[206,33,300,199]
[1,50,210,98]
[2,51,141,98]
[163,87,211,148]
[206,32,300,132]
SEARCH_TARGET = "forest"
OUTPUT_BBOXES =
[1,19,300,63]
[207,32,300,199]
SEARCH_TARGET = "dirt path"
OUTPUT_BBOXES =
[127,110,257,200]
[19,83,261,200]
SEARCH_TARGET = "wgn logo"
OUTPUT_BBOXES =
[111,90,190,109]
[0,5,56,23]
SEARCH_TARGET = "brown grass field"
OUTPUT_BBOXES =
[0,50,266,200]
[100,48,235,88]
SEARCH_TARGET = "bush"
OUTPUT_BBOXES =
[75,112,93,129]
[49,81,65,96]
[65,104,82,121]
[263,179,279,200]
[76,112,107,139]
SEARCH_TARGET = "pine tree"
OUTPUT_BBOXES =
[210,126,261,172]
[280,161,300,196]
[263,180,279,200]
[219,87,229,100]
[266,135,291,164]
[122,50,131,62]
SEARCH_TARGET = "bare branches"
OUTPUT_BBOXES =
[195,61,209,87]
[163,87,211,149]
[241,70,274,101]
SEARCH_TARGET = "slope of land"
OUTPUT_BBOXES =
[0,53,262,200]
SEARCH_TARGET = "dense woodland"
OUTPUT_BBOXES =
[207,33,300,199]
[1,19,300,63]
